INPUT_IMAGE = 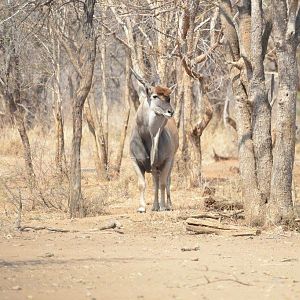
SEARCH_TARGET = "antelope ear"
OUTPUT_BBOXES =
[169,83,177,95]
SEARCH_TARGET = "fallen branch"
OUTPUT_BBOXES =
[18,226,73,233]
[204,196,244,211]
[17,219,123,234]
[181,209,244,221]
[212,148,235,162]
[186,224,259,236]
[186,218,260,236]
[98,219,122,230]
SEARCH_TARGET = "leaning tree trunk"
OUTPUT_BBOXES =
[85,93,108,181]
[113,56,131,176]
[189,91,213,186]
[100,43,109,157]
[14,112,35,181]
[267,0,298,223]
[10,50,36,182]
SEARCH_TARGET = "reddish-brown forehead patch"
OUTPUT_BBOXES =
[152,86,172,97]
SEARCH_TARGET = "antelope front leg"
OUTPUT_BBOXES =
[152,172,160,211]
[159,160,172,211]
[166,175,172,211]
[166,159,174,210]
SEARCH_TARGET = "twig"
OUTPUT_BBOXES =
[203,275,252,286]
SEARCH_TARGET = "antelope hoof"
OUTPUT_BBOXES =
[152,203,160,211]
[166,205,173,211]
[159,206,167,212]
[137,207,146,213]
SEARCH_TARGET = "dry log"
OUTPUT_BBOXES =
[186,218,241,230]
[186,224,260,236]
[18,226,72,233]
[186,218,260,236]
[180,210,244,221]
[186,224,216,234]
[204,196,244,211]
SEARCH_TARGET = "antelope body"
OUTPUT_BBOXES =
[130,82,179,212]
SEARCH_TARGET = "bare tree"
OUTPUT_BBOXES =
[267,0,300,224]
[0,4,35,182]
[50,0,97,217]
[220,0,300,225]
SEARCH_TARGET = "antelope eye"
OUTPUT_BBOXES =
[153,94,158,99]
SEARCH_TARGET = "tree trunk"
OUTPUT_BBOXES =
[249,0,273,222]
[69,102,84,217]
[181,72,192,163]
[114,107,130,176]
[14,113,35,181]
[68,0,97,218]
[113,56,131,176]
[266,0,298,224]
[100,43,109,157]
[268,45,297,224]
[189,92,213,186]
[85,94,108,181]
[54,92,66,175]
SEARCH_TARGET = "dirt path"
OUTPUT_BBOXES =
[1,212,300,300]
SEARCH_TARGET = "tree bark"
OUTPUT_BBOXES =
[69,102,84,217]
[249,0,272,221]
[14,113,35,181]
[113,56,131,176]
[220,0,263,225]
[267,0,298,223]
[68,0,97,218]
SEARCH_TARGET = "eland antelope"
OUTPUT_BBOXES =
[130,71,179,212]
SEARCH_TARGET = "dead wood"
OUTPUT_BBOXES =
[17,226,73,233]
[202,186,216,197]
[204,196,244,211]
[181,246,200,252]
[98,219,122,231]
[186,218,242,230]
[212,148,235,162]
[181,209,245,221]
[186,224,260,237]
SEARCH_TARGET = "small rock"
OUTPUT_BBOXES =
[12,285,21,290]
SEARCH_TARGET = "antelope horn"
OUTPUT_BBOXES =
[169,83,177,94]
[131,68,151,90]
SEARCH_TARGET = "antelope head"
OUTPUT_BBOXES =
[131,69,175,119]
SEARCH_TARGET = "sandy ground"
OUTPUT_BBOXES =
[0,160,300,300]
[0,213,300,300]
